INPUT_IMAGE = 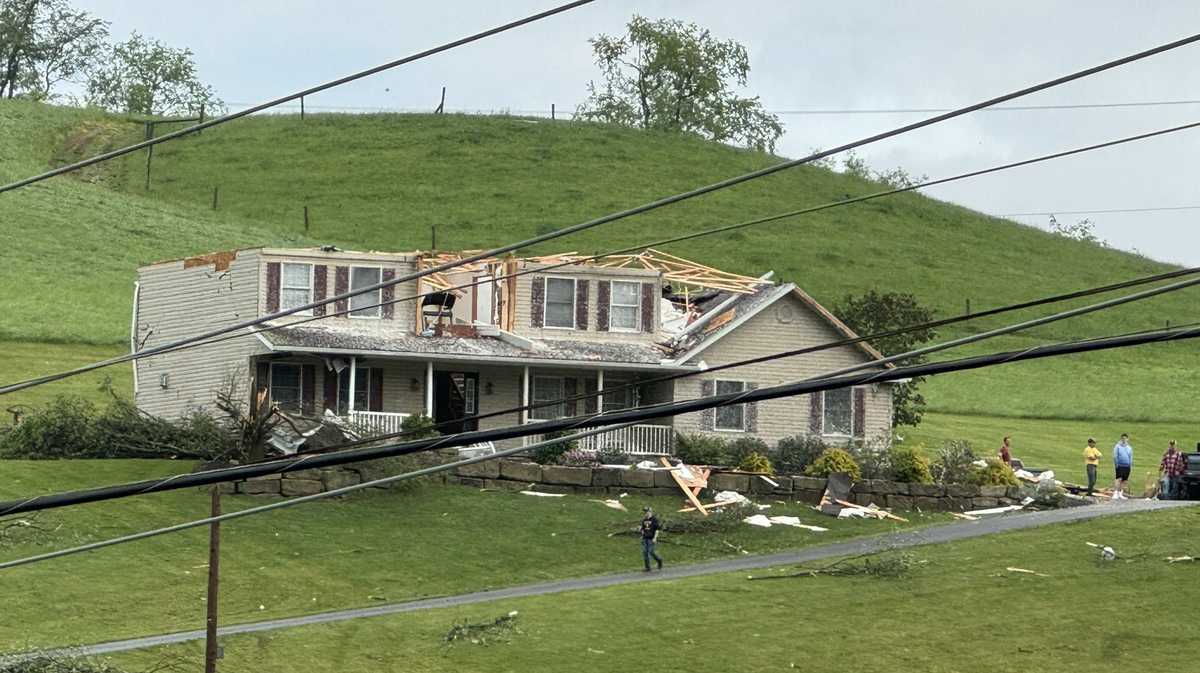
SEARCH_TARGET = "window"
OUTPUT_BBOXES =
[350,266,382,318]
[464,377,477,415]
[610,281,640,331]
[714,380,746,431]
[543,277,576,328]
[823,387,853,436]
[270,363,302,414]
[602,382,637,413]
[531,376,565,420]
[280,263,313,314]
[336,367,372,414]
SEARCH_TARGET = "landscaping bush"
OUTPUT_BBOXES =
[0,396,99,459]
[852,446,893,480]
[772,434,827,473]
[969,458,1019,486]
[399,413,441,439]
[674,433,730,466]
[595,446,630,465]
[887,445,933,484]
[559,449,600,467]
[804,448,862,481]
[727,437,770,465]
[737,451,774,474]
[531,430,578,465]
[0,651,125,673]
[932,439,977,484]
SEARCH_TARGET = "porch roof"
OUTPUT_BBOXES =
[256,323,691,370]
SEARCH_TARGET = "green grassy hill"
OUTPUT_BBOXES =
[1,99,1197,454]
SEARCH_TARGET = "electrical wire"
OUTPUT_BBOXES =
[3,271,1198,517]
[1001,205,1200,217]
[5,32,1200,397]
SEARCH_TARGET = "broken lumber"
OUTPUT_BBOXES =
[677,499,742,513]
[833,499,909,522]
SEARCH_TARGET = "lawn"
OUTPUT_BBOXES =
[0,341,129,412]
[106,506,1200,673]
[0,459,940,650]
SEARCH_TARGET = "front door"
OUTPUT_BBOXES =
[434,371,479,434]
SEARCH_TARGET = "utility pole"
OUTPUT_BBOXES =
[204,486,222,673]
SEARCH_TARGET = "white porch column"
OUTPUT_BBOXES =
[521,365,530,424]
[347,355,357,413]
[596,369,604,413]
[425,361,434,417]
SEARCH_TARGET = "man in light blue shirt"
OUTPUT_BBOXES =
[1113,434,1133,499]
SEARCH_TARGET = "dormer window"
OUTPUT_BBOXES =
[543,277,576,329]
[609,281,641,331]
[350,266,382,318]
[281,263,313,315]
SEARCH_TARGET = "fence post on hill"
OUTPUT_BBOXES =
[965,298,971,315]
[304,206,310,233]
[435,86,446,114]
[144,145,153,191]
[204,486,222,673]
[300,96,305,120]
[551,103,555,120]
[198,103,205,134]
[212,186,219,210]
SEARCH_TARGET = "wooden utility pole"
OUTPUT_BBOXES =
[204,487,222,673]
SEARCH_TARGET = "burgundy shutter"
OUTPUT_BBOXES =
[563,378,578,416]
[809,393,823,434]
[596,281,610,331]
[334,266,349,316]
[575,281,589,330]
[744,382,759,433]
[255,361,271,408]
[323,367,338,413]
[301,364,316,416]
[369,368,384,412]
[530,276,545,328]
[313,265,328,317]
[381,268,396,319]
[853,388,866,439]
[699,380,715,431]
[640,282,655,333]
[266,262,281,313]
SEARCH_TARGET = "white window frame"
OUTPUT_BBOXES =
[464,377,477,415]
[349,265,383,319]
[280,263,314,316]
[269,362,303,413]
[609,280,641,332]
[821,387,855,437]
[542,277,576,329]
[713,380,747,433]
[530,376,565,420]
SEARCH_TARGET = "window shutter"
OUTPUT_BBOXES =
[809,393,823,435]
[699,380,715,431]
[596,281,610,331]
[334,266,349,316]
[313,266,328,317]
[530,276,545,328]
[323,367,337,413]
[369,368,384,412]
[575,280,589,330]
[301,364,316,416]
[563,377,578,417]
[255,361,271,409]
[640,282,655,333]
[583,378,598,415]
[745,382,759,433]
[266,262,281,313]
[381,268,396,319]
[853,388,866,439]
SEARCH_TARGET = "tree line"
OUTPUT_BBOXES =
[0,0,219,115]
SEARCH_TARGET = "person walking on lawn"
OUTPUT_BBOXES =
[999,436,1013,466]
[1113,434,1133,499]
[1083,438,1102,496]
[1159,440,1186,500]
[640,506,663,572]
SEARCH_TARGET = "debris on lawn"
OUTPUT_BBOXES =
[1086,542,1117,561]
[963,504,1025,517]
[443,611,521,647]
[748,551,916,581]
[743,514,773,528]
[1165,556,1196,563]
[832,499,908,522]
[678,489,749,513]
[519,490,565,498]
[660,457,711,515]
[1005,567,1049,577]
[950,512,979,521]
[768,516,827,531]
[758,475,780,488]
[589,498,627,511]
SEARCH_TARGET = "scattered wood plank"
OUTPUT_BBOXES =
[661,457,707,516]
[1006,567,1049,577]
[950,512,980,521]
[677,500,742,513]
[833,498,909,523]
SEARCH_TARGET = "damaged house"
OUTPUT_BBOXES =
[132,247,895,455]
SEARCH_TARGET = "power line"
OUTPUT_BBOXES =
[766,98,1200,114]
[0,0,598,195]
[3,270,1198,518]
[1001,205,1200,217]
[5,321,1200,571]
[6,111,1200,398]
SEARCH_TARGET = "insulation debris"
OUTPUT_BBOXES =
[767,516,827,532]
[519,491,565,498]
[1005,567,1049,577]
[589,499,627,511]
[743,514,773,528]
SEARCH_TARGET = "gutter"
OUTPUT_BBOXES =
[129,282,140,397]
[263,343,698,372]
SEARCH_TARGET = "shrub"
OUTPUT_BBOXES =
[0,651,125,672]
[932,439,977,484]
[674,433,730,466]
[888,445,933,484]
[737,451,774,474]
[969,458,1019,486]
[531,430,577,465]
[772,434,827,473]
[559,449,600,467]
[804,448,862,481]
[852,445,893,481]
[727,437,769,465]
[399,413,441,439]
[0,396,98,459]
[595,446,630,465]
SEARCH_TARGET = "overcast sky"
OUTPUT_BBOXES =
[74,0,1200,265]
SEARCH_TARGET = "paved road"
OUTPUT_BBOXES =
[21,499,1193,659]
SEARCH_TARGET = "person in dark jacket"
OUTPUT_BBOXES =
[640,506,663,571]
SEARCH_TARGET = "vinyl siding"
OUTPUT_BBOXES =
[513,263,660,344]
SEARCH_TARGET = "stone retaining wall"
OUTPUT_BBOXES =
[449,459,1023,512]
[218,455,448,497]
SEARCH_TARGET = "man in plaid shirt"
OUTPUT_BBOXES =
[1159,440,1187,500]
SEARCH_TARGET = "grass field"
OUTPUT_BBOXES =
[0,459,940,650]
[105,506,1200,673]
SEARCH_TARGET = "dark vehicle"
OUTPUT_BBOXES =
[1177,445,1200,500]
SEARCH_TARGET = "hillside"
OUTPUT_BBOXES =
[1,100,1197,431]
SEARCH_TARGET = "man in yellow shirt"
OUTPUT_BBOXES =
[1083,438,1102,496]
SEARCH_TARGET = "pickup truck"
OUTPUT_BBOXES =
[1177,447,1200,500]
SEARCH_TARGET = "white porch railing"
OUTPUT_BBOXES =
[523,422,675,456]
[347,410,411,437]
